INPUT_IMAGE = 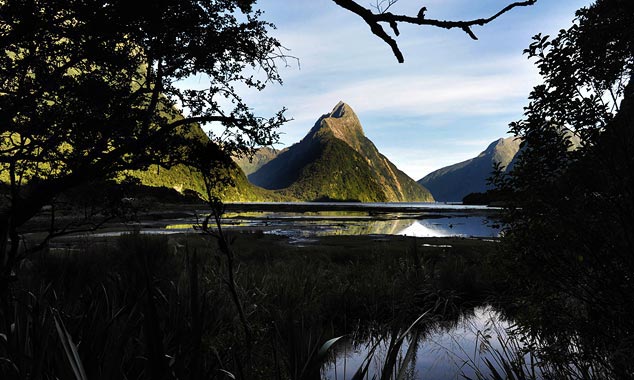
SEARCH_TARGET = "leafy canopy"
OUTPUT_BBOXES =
[0,0,290,293]
[0,0,287,224]
[494,0,634,375]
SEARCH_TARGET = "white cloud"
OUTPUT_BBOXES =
[231,0,593,180]
[302,72,533,114]
[248,53,539,143]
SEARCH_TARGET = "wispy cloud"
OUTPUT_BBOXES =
[246,54,538,144]
[233,0,592,178]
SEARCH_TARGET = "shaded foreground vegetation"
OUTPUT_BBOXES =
[1,232,498,379]
[488,1,634,378]
[2,0,633,378]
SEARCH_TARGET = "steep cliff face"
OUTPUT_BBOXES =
[249,102,434,202]
[418,137,521,202]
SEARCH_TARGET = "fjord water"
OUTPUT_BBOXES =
[170,202,502,239]
[180,202,510,380]
[212,203,506,379]
[58,202,500,239]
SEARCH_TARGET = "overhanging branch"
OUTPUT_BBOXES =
[331,0,538,62]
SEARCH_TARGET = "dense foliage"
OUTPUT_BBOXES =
[494,0,634,376]
[1,2,291,378]
[0,0,287,286]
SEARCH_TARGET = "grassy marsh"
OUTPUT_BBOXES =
[4,231,499,379]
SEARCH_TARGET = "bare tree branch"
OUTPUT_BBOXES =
[332,0,538,62]
[370,0,398,14]
[332,0,405,62]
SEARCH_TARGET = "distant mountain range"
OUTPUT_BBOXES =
[244,102,434,202]
[418,137,521,202]
[124,113,537,204]
[233,147,281,176]
[136,109,587,204]
[128,101,431,203]
[7,97,532,204]
[128,102,571,204]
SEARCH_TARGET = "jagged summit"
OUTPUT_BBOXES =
[480,138,505,156]
[306,101,366,154]
[247,102,433,202]
[330,101,354,118]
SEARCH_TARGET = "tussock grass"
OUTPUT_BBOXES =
[2,232,497,379]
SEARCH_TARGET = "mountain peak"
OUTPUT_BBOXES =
[318,101,366,149]
[330,101,354,118]
[248,102,433,202]
[490,137,521,164]
[419,136,521,201]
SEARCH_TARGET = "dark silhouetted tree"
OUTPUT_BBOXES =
[0,0,287,293]
[494,0,634,376]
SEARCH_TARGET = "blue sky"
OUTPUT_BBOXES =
[236,0,592,179]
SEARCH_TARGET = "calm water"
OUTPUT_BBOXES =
[48,202,500,239]
[225,201,496,211]
[164,202,502,239]
[322,306,520,380]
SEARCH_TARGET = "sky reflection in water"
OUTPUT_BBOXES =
[58,204,501,239]
[322,306,513,380]
[217,209,501,238]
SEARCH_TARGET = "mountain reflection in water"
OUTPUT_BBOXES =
[213,206,501,238]
[397,217,499,238]
[50,203,501,239]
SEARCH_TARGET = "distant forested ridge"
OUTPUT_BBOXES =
[122,123,288,202]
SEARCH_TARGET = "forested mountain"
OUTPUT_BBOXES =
[248,102,434,202]
[124,124,286,202]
